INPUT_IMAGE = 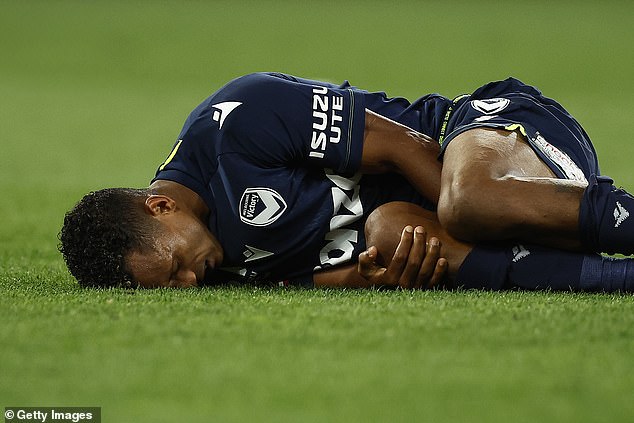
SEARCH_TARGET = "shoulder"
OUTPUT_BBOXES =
[179,73,292,137]
[216,72,303,100]
[205,72,311,125]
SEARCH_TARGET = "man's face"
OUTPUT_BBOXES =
[126,211,223,288]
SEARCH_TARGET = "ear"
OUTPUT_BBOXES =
[144,195,177,216]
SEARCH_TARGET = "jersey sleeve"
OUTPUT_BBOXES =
[219,73,367,175]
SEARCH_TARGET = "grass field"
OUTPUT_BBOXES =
[1,1,634,422]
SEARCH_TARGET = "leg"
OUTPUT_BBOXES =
[457,243,634,292]
[437,128,587,251]
[579,174,634,255]
[366,202,634,292]
[365,201,473,281]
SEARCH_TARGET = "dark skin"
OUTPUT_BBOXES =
[319,201,502,291]
[356,202,473,289]
[319,126,593,288]
[127,110,444,288]
[437,128,586,251]
[128,180,223,288]
[313,224,449,290]
[128,110,590,289]
[356,129,592,288]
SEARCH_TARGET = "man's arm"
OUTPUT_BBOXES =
[312,264,377,289]
[361,110,443,204]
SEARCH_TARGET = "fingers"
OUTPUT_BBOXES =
[396,226,427,289]
[394,226,447,290]
[427,258,448,289]
[358,245,377,274]
[358,246,386,284]
[414,235,441,289]
[358,225,448,290]
[384,226,416,288]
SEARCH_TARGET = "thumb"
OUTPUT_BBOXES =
[358,246,384,280]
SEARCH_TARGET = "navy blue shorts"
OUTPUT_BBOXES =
[439,77,600,183]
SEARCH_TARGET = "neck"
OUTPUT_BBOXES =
[149,180,210,221]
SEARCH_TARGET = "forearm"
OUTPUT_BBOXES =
[361,110,442,204]
[313,263,378,289]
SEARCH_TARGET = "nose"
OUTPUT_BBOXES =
[174,269,198,288]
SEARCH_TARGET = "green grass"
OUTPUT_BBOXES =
[2,0,634,421]
[3,278,634,422]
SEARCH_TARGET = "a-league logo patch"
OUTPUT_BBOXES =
[239,188,287,226]
[471,98,510,115]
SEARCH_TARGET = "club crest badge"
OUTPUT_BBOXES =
[471,98,510,115]
[239,188,287,226]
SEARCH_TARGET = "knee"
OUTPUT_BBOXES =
[365,202,402,249]
[365,201,438,259]
[363,203,403,265]
[437,177,487,241]
[364,205,383,246]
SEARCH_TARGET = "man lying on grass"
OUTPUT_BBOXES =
[59,73,634,291]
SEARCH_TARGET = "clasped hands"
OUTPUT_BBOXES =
[358,225,448,290]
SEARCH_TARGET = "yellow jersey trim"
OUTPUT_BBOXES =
[504,123,527,137]
[159,139,183,171]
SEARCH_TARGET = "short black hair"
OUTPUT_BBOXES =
[59,188,158,288]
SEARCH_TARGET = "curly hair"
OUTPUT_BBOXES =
[59,188,158,288]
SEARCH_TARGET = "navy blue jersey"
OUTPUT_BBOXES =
[154,74,600,286]
[154,73,444,286]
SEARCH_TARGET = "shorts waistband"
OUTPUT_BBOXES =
[438,94,470,144]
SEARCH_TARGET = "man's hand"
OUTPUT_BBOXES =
[358,225,447,289]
